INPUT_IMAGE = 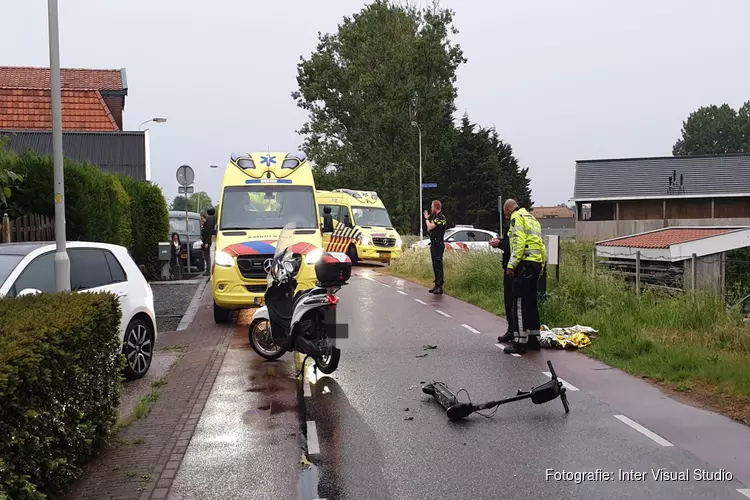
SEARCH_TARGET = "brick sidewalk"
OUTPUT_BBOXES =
[61,289,238,500]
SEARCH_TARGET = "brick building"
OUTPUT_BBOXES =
[573,153,750,241]
[0,66,150,180]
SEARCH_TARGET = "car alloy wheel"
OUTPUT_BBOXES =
[123,319,154,380]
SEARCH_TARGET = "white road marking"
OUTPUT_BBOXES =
[303,379,311,397]
[381,282,391,287]
[461,324,480,334]
[306,421,320,454]
[495,343,521,357]
[435,310,451,318]
[613,415,673,447]
[737,489,750,499]
[542,372,579,391]
[397,290,408,295]
[363,275,375,282]
[415,299,427,305]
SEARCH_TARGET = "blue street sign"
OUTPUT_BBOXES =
[421,183,437,188]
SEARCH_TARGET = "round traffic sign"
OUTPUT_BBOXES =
[176,165,195,186]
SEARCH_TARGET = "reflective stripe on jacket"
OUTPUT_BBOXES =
[507,207,547,270]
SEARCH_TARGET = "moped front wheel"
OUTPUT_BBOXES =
[249,318,286,360]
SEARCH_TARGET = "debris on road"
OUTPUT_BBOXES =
[404,407,410,411]
[422,344,437,350]
[404,416,414,421]
[540,325,596,349]
[416,353,428,358]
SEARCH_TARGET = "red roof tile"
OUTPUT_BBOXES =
[0,66,124,91]
[0,88,119,131]
[598,228,736,249]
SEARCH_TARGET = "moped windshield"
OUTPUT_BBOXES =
[274,222,297,261]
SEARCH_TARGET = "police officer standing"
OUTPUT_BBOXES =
[502,199,546,355]
[424,200,447,294]
[490,219,515,343]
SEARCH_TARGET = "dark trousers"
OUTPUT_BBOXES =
[503,269,515,334]
[430,244,445,287]
[202,243,211,274]
[511,261,542,345]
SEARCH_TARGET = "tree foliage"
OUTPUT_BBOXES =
[293,0,532,233]
[673,101,750,156]
[0,138,22,207]
[171,192,213,213]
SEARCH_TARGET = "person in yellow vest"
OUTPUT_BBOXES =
[503,199,547,355]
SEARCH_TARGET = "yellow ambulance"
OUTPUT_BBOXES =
[212,151,327,323]
[317,189,402,264]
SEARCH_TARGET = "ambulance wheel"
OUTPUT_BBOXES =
[347,245,359,265]
[213,301,231,324]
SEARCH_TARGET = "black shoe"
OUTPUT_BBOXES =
[526,341,541,351]
[433,287,444,295]
[504,344,526,355]
[497,333,514,343]
[428,286,436,293]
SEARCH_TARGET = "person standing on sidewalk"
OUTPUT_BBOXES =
[201,207,217,276]
[503,199,546,355]
[424,200,447,294]
[490,218,515,343]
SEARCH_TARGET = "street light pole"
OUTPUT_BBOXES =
[48,0,70,292]
[139,117,167,131]
[411,121,423,240]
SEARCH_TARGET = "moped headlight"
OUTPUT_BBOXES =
[215,250,235,267]
[305,248,323,264]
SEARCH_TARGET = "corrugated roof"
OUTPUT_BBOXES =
[597,228,736,249]
[0,88,118,131]
[0,130,146,181]
[0,66,125,91]
[574,154,750,200]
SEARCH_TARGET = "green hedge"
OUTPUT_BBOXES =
[2,147,168,278]
[0,292,123,499]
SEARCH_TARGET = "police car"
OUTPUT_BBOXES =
[409,225,501,253]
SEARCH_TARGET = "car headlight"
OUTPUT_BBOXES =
[359,235,370,245]
[192,241,202,249]
[396,238,402,247]
[215,250,235,267]
[304,247,323,264]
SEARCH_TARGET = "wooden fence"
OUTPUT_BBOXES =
[1,213,55,243]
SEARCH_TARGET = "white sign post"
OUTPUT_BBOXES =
[545,234,561,281]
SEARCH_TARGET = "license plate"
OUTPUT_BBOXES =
[379,252,391,258]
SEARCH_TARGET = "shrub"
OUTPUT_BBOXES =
[0,292,122,499]
[119,176,169,278]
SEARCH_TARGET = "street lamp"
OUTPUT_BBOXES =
[48,0,70,291]
[139,117,167,131]
[411,120,423,240]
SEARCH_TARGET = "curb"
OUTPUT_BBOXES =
[176,277,209,331]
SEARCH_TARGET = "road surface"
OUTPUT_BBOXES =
[170,269,750,500]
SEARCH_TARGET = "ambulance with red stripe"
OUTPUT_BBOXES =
[317,189,403,264]
[212,152,344,324]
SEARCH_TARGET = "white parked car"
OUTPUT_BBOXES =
[0,241,157,380]
[409,225,501,253]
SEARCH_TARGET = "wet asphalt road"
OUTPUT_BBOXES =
[171,269,750,500]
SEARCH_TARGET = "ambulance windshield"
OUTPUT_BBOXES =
[352,206,392,227]
[220,185,318,230]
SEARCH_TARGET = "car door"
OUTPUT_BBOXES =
[446,230,469,251]
[69,248,132,339]
[7,251,56,296]
[468,230,490,251]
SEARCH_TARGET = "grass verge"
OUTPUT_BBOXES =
[117,377,168,430]
[387,244,750,425]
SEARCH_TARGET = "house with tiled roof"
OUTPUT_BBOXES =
[0,66,150,180]
[573,153,750,241]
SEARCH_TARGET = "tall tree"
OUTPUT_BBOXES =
[293,0,466,232]
[171,192,213,213]
[0,137,22,207]
[673,102,750,155]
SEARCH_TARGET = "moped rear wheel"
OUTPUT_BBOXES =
[315,346,341,374]
[249,318,286,360]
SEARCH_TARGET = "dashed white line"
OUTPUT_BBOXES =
[542,372,579,391]
[415,299,427,305]
[435,309,451,318]
[461,324,480,334]
[737,489,750,499]
[613,415,673,447]
[306,421,320,454]
[397,290,408,295]
[303,379,311,397]
[495,343,521,357]
[381,282,391,287]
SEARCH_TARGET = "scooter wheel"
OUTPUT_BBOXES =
[315,346,341,374]
[249,318,287,360]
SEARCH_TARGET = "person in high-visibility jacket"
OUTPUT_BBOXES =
[503,199,547,355]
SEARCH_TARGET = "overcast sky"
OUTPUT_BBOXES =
[4,0,749,208]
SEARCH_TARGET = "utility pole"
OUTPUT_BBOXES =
[48,0,70,291]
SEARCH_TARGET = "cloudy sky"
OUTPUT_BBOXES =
[4,0,749,207]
